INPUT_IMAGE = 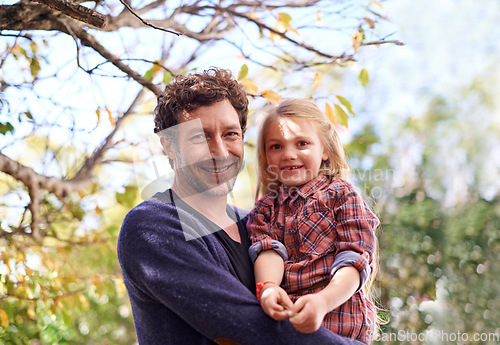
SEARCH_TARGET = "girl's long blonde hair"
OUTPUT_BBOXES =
[256,98,350,197]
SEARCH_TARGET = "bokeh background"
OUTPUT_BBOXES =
[1,0,499,344]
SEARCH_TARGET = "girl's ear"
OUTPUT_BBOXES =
[160,136,176,160]
[322,149,329,162]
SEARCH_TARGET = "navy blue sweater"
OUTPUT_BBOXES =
[117,190,364,345]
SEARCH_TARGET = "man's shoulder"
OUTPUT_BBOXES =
[121,190,179,230]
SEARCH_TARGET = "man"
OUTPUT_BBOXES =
[117,68,364,344]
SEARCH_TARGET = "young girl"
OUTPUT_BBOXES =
[247,98,380,344]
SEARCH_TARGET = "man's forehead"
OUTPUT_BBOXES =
[177,117,203,133]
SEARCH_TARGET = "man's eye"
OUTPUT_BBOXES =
[226,131,240,138]
[190,134,206,143]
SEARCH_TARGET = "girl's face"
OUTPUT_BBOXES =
[264,116,328,187]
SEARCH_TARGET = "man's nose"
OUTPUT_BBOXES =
[209,136,229,157]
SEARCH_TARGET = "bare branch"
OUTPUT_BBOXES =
[362,39,405,47]
[117,0,181,36]
[33,0,107,28]
[219,5,355,63]
[59,18,162,95]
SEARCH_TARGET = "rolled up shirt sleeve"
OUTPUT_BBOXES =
[331,250,371,293]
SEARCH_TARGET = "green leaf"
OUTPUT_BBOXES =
[238,64,248,80]
[358,68,369,87]
[163,71,173,85]
[30,57,40,77]
[116,185,139,208]
[0,122,14,135]
[336,95,355,116]
[144,68,154,81]
[334,104,349,128]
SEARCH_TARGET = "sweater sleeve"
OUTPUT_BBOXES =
[118,201,364,345]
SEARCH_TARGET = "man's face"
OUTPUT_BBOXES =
[166,99,244,197]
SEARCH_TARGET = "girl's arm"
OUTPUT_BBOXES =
[290,266,360,333]
[254,250,294,320]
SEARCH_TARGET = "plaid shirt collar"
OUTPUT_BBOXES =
[277,173,330,205]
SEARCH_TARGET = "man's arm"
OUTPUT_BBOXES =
[118,201,365,345]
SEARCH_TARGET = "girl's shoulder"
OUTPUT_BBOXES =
[323,176,356,192]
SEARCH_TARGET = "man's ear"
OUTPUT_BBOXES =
[160,136,176,160]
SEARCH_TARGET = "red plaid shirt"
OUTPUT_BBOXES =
[248,174,379,344]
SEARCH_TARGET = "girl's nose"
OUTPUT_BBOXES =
[281,146,297,160]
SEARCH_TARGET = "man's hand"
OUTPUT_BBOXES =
[289,294,329,333]
[259,283,294,321]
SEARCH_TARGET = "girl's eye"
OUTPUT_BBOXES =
[268,144,281,150]
[298,141,308,147]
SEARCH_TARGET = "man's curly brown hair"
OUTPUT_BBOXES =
[154,67,249,134]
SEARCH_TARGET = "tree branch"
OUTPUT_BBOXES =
[32,0,107,28]
[117,0,180,35]
[219,5,355,63]
[61,18,163,96]
[0,88,146,239]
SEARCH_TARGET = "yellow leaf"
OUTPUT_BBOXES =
[278,13,292,28]
[0,307,9,328]
[316,10,322,24]
[27,304,36,320]
[352,32,363,52]
[241,80,259,94]
[370,0,383,9]
[96,108,101,125]
[274,12,293,37]
[363,17,375,29]
[108,111,116,126]
[325,103,336,124]
[261,90,282,104]
[334,104,349,128]
[313,72,322,91]
[151,60,162,74]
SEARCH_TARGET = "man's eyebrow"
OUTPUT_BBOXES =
[224,124,242,132]
[185,127,205,136]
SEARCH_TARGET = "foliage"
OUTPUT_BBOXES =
[345,76,500,344]
[0,0,399,343]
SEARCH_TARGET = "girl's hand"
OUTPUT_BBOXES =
[259,284,294,321]
[289,294,329,333]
